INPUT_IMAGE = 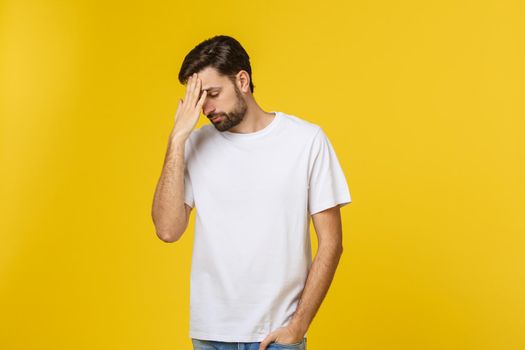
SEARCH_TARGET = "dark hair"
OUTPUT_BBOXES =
[178,35,254,93]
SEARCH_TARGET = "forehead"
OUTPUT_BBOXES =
[197,66,231,90]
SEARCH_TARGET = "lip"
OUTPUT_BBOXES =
[210,115,223,123]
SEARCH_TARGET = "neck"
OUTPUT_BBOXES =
[227,96,275,134]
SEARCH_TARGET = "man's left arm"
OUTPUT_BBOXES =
[259,204,344,349]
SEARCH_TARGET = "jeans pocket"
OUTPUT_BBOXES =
[271,337,306,348]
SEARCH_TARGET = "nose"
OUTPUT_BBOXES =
[203,101,215,116]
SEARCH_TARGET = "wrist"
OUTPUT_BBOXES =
[169,130,189,144]
[288,317,309,336]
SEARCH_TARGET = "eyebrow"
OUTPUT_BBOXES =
[202,86,221,92]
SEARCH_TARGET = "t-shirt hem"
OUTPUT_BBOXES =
[189,330,270,342]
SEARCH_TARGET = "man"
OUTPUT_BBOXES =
[151,35,352,350]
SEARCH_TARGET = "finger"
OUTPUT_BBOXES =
[259,337,273,350]
[183,74,194,102]
[185,73,195,101]
[196,89,207,111]
[191,76,202,106]
[189,73,199,106]
[189,73,196,91]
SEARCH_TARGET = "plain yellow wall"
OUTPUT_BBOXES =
[1,1,524,349]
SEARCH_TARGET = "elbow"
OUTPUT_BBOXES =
[151,211,187,243]
[156,229,182,243]
[153,221,185,243]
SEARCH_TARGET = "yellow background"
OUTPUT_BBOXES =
[1,0,524,349]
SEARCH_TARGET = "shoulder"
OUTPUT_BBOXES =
[277,111,323,142]
[280,112,325,148]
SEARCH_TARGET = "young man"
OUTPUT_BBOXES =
[151,35,352,350]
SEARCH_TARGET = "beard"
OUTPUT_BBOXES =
[208,85,247,132]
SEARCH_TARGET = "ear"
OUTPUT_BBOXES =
[236,70,251,93]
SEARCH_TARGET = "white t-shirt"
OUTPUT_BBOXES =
[183,111,351,342]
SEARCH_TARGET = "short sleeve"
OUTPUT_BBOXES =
[307,127,352,215]
[183,138,195,208]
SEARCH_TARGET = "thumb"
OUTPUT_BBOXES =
[259,336,274,350]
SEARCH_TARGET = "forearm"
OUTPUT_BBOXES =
[288,243,343,335]
[151,134,188,241]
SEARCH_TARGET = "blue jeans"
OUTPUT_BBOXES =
[191,337,307,350]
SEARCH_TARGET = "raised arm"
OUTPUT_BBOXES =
[151,73,207,242]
